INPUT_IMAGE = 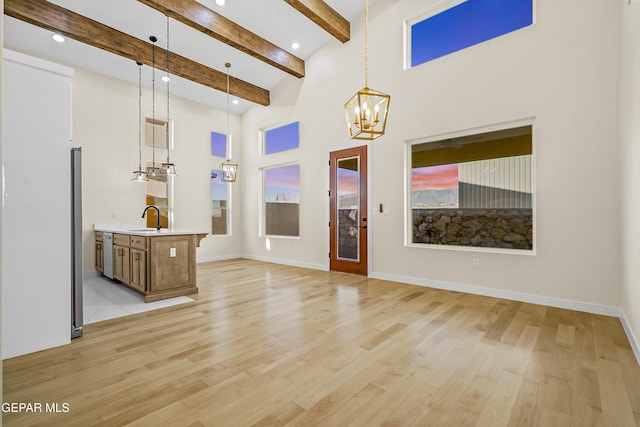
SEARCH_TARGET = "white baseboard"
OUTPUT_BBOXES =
[242,254,328,271]
[620,309,640,365]
[369,271,621,317]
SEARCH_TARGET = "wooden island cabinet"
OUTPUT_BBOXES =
[95,228,207,302]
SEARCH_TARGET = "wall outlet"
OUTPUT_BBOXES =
[170,247,176,257]
[473,258,480,268]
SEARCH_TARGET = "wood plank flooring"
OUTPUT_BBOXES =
[3,259,640,426]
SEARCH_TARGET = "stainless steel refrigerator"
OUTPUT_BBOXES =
[71,147,84,338]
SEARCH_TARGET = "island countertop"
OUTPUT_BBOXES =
[94,224,209,237]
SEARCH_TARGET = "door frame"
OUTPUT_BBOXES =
[329,145,369,276]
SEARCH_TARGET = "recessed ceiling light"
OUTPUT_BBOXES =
[162,75,170,82]
[291,42,300,50]
[52,34,65,43]
[232,99,239,105]
[215,0,225,5]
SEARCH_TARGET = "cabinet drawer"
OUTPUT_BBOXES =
[95,231,103,242]
[131,235,147,250]
[113,234,131,247]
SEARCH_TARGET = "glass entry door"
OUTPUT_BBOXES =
[329,145,368,275]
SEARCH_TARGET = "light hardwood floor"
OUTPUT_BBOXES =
[3,259,640,426]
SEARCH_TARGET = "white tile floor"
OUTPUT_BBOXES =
[83,273,193,324]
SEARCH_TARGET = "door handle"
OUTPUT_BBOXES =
[361,225,367,229]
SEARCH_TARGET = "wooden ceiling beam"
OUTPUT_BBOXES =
[4,0,270,106]
[284,0,350,43]
[137,0,305,78]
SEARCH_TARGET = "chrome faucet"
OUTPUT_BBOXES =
[142,205,161,230]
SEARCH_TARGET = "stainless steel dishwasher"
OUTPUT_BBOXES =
[102,232,114,279]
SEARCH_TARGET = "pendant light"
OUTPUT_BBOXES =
[147,35,162,179]
[344,0,390,140]
[131,61,149,182]
[161,16,176,177]
[220,62,238,182]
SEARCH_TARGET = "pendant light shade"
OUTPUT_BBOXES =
[161,16,176,178]
[344,0,390,140]
[131,61,149,182]
[220,62,238,182]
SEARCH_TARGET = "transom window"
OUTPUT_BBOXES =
[407,0,533,68]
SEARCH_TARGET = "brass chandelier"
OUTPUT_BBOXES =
[344,0,390,140]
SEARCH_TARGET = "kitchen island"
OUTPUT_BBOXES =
[95,226,207,302]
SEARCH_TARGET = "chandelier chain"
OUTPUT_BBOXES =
[138,63,142,170]
[166,17,171,164]
[226,63,230,144]
[364,0,368,87]
[151,37,156,169]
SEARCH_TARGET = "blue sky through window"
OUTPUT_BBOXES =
[211,131,227,158]
[265,122,299,155]
[411,0,533,67]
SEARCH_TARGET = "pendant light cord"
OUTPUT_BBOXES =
[226,63,230,148]
[364,0,368,88]
[151,36,156,169]
[166,17,171,164]
[138,62,143,171]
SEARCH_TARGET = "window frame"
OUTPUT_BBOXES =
[403,0,535,70]
[210,130,228,159]
[210,168,231,237]
[260,162,301,239]
[210,130,233,236]
[404,118,536,255]
[262,121,300,156]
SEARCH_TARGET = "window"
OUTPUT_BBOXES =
[145,116,172,149]
[408,0,533,68]
[211,131,227,158]
[263,164,300,237]
[410,124,533,250]
[145,161,169,229]
[264,122,299,155]
[211,169,229,235]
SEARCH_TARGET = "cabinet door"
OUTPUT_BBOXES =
[130,249,146,292]
[113,245,130,285]
[95,241,103,272]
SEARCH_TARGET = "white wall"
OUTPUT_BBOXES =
[72,68,244,271]
[619,1,640,359]
[2,51,73,359]
[240,0,622,310]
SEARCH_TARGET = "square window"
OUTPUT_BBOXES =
[264,122,299,155]
[410,124,533,251]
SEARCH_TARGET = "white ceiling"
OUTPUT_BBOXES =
[3,0,375,114]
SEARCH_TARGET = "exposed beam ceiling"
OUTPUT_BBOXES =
[284,0,350,43]
[138,0,305,79]
[4,0,270,106]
